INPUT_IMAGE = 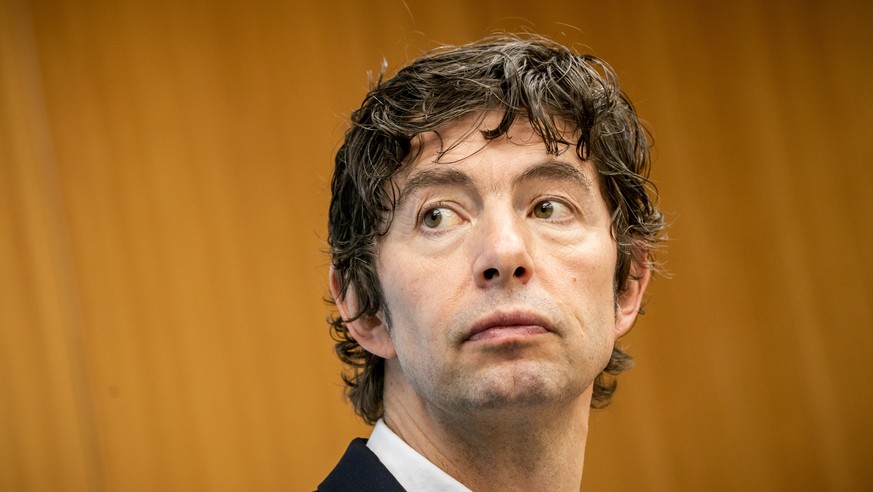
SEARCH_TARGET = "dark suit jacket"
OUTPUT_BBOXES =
[318,438,406,491]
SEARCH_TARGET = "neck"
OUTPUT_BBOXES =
[382,368,591,492]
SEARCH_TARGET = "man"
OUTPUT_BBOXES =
[319,35,663,491]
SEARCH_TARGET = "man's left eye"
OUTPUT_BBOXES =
[532,200,571,220]
[533,201,555,219]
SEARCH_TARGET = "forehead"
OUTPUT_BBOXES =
[418,112,546,151]
[399,112,589,182]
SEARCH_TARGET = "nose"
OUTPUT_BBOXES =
[471,213,535,288]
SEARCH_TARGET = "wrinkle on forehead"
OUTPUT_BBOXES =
[406,112,579,174]
[393,114,598,214]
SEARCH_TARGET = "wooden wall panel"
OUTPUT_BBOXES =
[2,0,871,490]
[1,1,101,489]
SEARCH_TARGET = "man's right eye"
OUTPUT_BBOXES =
[423,208,444,228]
[421,207,462,229]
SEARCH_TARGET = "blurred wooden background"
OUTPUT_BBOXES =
[2,0,871,490]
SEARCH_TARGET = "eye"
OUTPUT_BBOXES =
[423,208,443,228]
[421,207,462,229]
[533,201,555,219]
[532,200,572,220]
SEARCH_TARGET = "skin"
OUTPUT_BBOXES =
[331,113,649,491]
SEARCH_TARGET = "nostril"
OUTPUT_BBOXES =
[514,266,526,277]
[483,268,498,280]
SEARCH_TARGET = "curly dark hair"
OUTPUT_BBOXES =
[328,35,664,425]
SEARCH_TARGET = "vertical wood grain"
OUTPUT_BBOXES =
[1,0,103,490]
[2,0,871,490]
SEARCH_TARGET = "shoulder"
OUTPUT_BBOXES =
[317,438,406,492]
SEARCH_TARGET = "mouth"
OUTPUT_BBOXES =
[466,311,552,342]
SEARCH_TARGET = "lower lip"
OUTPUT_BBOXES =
[468,325,548,342]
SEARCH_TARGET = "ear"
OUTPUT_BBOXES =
[614,255,651,340]
[329,266,397,359]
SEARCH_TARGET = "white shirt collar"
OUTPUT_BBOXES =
[366,419,472,492]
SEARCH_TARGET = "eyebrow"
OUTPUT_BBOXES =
[396,167,476,210]
[395,159,592,210]
[513,160,593,191]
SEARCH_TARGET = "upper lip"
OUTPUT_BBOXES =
[466,310,553,340]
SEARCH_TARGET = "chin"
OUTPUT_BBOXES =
[455,363,588,412]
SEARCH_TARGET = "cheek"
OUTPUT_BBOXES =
[548,239,616,292]
[380,254,455,344]
[545,240,618,331]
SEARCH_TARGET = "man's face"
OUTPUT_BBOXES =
[364,113,642,415]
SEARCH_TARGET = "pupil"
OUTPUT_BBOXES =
[538,202,553,218]
[425,209,442,227]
